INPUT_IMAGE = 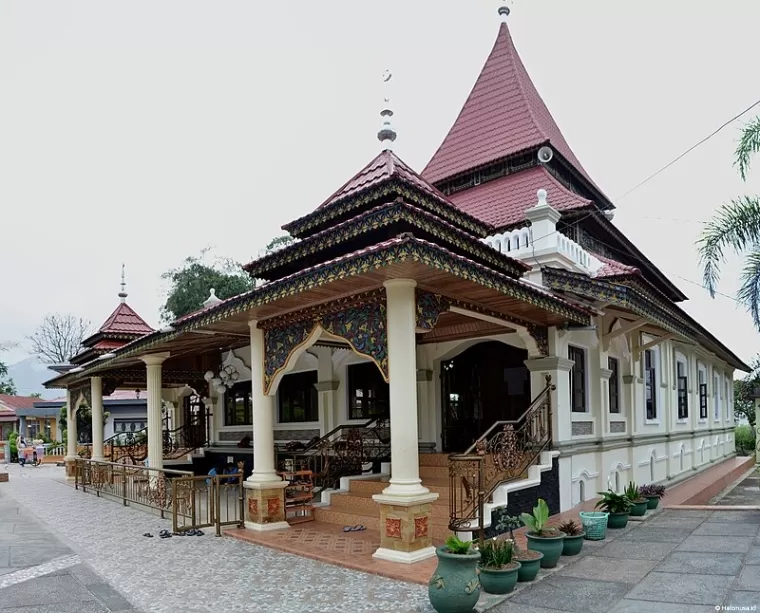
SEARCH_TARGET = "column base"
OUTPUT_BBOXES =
[64,457,77,480]
[243,480,289,530]
[372,492,439,562]
[373,545,437,564]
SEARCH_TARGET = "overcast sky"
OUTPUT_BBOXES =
[1,1,759,374]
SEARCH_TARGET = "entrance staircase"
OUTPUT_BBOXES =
[313,453,454,543]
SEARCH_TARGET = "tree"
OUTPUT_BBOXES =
[161,250,254,322]
[264,234,295,253]
[698,117,760,327]
[0,342,16,395]
[59,404,109,444]
[27,314,92,363]
[734,354,760,427]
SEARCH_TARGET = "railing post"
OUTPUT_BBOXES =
[171,479,178,533]
[215,476,222,537]
[238,474,244,528]
[477,456,485,548]
[122,464,128,506]
[75,459,79,490]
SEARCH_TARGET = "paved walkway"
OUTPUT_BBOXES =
[0,465,428,613]
[0,484,140,612]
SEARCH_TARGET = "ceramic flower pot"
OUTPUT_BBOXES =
[525,532,565,568]
[646,496,659,510]
[515,551,543,581]
[607,512,630,529]
[428,546,481,613]
[561,533,585,556]
[478,562,521,595]
[629,500,648,517]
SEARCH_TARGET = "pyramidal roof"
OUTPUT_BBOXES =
[422,22,593,187]
[96,302,154,337]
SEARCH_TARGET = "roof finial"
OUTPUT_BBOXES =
[118,263,128,303]
[377,69,397,150]
[498,5,510,22]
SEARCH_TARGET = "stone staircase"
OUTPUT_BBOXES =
[313,453,453,543]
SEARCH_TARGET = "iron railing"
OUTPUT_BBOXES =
[171,473,244,536]
[448,375,555,542]
[278,416,390,491]
[103,422,208,464]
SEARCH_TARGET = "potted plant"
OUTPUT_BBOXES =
[478,538,521,595]
[595,489,632,529]
[624,481,649,517]
[557,520,585,556]
[513,547,544,582]
[639,483,666,510]
[428,534,481,613]
[520,498,565,568]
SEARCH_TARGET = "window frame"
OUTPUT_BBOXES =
[676,357,688,421]
[224,382,252,427]
[644,348,658,421]
[608,356,620,414]
[698,365,708,420]
[347,362,389,421]
[278,370,319,424]
[568,346,587,413]
[713,372,721,422]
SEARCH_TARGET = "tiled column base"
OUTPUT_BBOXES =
[372,493,439,564]
[64,458,77,480]
[243,480,290,532]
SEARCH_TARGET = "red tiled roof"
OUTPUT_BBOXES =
[448,166,591,229]
[92,339,127,350]
[592,253,640,278]
[0,395,39,411]
[318,149,448,210]
[422,22,594,188]
[97,303,154,337]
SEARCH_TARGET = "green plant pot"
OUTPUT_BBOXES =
[516,552,543,582]
[526,532,565,568]
[478,562,521,595]
[646,496,659,510]
[629,500,648,516]
[607,512,630,529]
[428,547,481,613]
[561,533,585,556]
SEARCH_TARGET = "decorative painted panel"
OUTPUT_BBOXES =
[416,291,450,331]
[385,517,402,539]
[414,516,429,539]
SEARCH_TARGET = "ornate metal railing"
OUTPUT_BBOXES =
[104,422,208,464]
[448,375,555,541]
[278,416,391,492]
[171,473,244,536]
[74,458,193,518]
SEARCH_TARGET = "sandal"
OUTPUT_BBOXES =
[342,526,352,532]
[354,525,366,531]
[195,530,204,536]
[159,533,172,539]
[142,533,153,538]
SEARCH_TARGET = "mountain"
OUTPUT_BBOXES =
[7,357,58,399]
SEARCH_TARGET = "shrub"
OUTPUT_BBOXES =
[735,425,755,456]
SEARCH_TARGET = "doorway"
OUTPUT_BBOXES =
[441,341,530,452]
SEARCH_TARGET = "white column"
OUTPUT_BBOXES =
[247,321,282,484]
[376,279,432,499]
[90,377,105,461]
[524,356,574,445]
[65,388,78,461]
[315,346,338,435]
[141,354,169,470]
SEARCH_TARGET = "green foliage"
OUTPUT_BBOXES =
[639,483,666,499]
[595,490,633,514]
[264,235,295,253]
[444,534,474,555]
[735,425,756,456]
[479,538,514,569]
[9,431,18,455]
[0,359,16,395]
[59,404,109,442]
[623,481,643,502]
[736,116,760,181]
[161,251,254,322]
[494,514,522,541]
[519,498,552,537]
[557,520,583,536]
[735,358,760,426]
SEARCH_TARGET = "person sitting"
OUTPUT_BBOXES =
[222,463,237,483]
[237,435,251,448]
[205,466,218,486]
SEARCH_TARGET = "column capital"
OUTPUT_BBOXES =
[383,278,417,291]
[90,375,102,383]
[524,356,574,372]
[141,352,170,367]
[600,368,613,380]
[314,380,339,392]
[248,319,260,330]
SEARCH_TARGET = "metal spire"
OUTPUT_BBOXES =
[118,263,127,303]
[377,69,397,149]
[498,5,510,22]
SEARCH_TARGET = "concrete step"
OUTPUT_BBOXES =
[419,464,450,479]
[329,490,451,520]
[348,476,451,497]
[418,453,449,467]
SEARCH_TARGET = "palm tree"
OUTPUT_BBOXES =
[698,116,760,328]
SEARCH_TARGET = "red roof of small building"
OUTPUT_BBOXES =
[97,303,154,336]
[423,22,594,188]
[448,166,591,229]
[592,253,640,278]
[0,394,40,411]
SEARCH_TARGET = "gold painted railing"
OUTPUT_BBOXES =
[448,375,555,541]
[171,473,244,536]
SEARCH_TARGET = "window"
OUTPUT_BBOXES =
[725,378,731,421]
[114,418,147,433]
[569,346,587,413]
[224,382,252,426]
[279,371,318,423]
[608,357,620,413]
[348,363,389,420]
[713,373,721,421]
[698,368,708,420]
[644,349,658,420]
[676,360,688,420]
